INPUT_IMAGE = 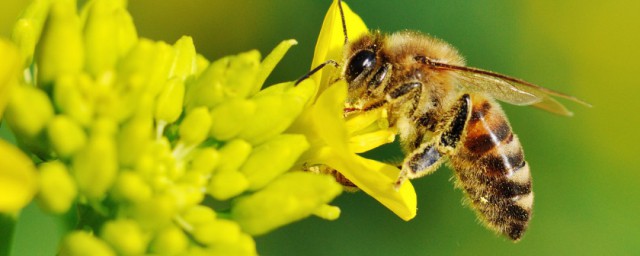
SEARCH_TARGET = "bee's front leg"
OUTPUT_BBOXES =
[395,94,471,189]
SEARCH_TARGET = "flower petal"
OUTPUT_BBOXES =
[310,0,368,96]
[313,147,416,221]
[349,129,396,153]
[292,82,417,221]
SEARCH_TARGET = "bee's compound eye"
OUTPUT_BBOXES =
[346,50,376,82]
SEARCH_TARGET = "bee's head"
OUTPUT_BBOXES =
[345,49,376,83]
[343,33,382,85]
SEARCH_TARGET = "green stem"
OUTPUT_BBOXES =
[75,204,109,232]
[0,214,16,256]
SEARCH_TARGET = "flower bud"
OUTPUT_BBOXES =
[5,85,54,137]
[150,225,188,255]
[240,134,309,190]
[184,50,260,109]
[194,54,209,76]
[11,0,51,64]
[111,171,152,203]
[181,205,216,227]
[0,140,37,213]
[155,78,185,124]
[215,139,252,173]
[170,36,196,80]
[100,219,147,256]
[313,204,341,221]
[59,231,115,256]
[83,0,121,76]
[91,117,118,136]
[179,107,212,146]
[208,171,249,200]
[206,233,257,256]
[167,183,203,211]
[37,0,84,86]
[37,161,77,213]
[53,74,94,126]
[118,39,175,97]
[0,39,21,118]
[114,8,137,58]
[237,80,314,144]
[224,50,261,97]
[117,116,153,166]
[72,133,118,200]
[192,219,241,245]
[178,171,208,188]
[47,115,87,158]
[209,99,256,141]
[131,195,177,230]
[188,147,220,174]
[231,172,341,235]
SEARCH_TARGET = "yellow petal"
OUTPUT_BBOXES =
[255,39,298,94]
[294,82,416,220]
[345,108,396,153]
[0,140,38,213]
[311,0,368,96]
[345,108,388,135]
[308,80,350,152]
[349,129,396,153]
[313,147,416,221]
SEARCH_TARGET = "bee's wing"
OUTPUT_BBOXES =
[439,63,590,116]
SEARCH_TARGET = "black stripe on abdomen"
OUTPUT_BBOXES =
[464,109,513,155]
[482,148,525,177]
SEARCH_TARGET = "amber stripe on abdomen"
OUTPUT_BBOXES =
[464,100,513,155]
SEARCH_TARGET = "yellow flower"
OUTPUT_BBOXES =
[3,0,417,254]
[290,0,417,221]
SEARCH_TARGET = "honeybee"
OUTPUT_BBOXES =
[300,0,589,241]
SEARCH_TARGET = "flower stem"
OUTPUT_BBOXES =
[0,214,16,256]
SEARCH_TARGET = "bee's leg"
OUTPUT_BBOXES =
[395,94,471,189]
[440,94,471,151]
[363,81,422,111]
[395,138,445,188]
[303,163,359,192]
[388,82,422,100]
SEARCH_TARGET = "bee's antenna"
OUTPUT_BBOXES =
[338,0,349,44]
[295,1,348,86]
[295,60,340,85]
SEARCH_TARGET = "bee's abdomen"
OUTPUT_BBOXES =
[450,96,533,241]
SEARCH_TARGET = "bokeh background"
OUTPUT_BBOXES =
[2,0,639,255]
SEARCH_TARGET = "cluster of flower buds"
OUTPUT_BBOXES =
[1,0,345,255]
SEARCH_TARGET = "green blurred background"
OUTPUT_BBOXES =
[2,0,639,255]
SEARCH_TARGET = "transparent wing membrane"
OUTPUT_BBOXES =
[430,61,590,116]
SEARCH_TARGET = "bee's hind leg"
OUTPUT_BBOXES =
[395,94,471,189]
[395,139,445,189]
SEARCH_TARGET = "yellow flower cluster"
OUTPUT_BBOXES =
[0,0,418,255]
